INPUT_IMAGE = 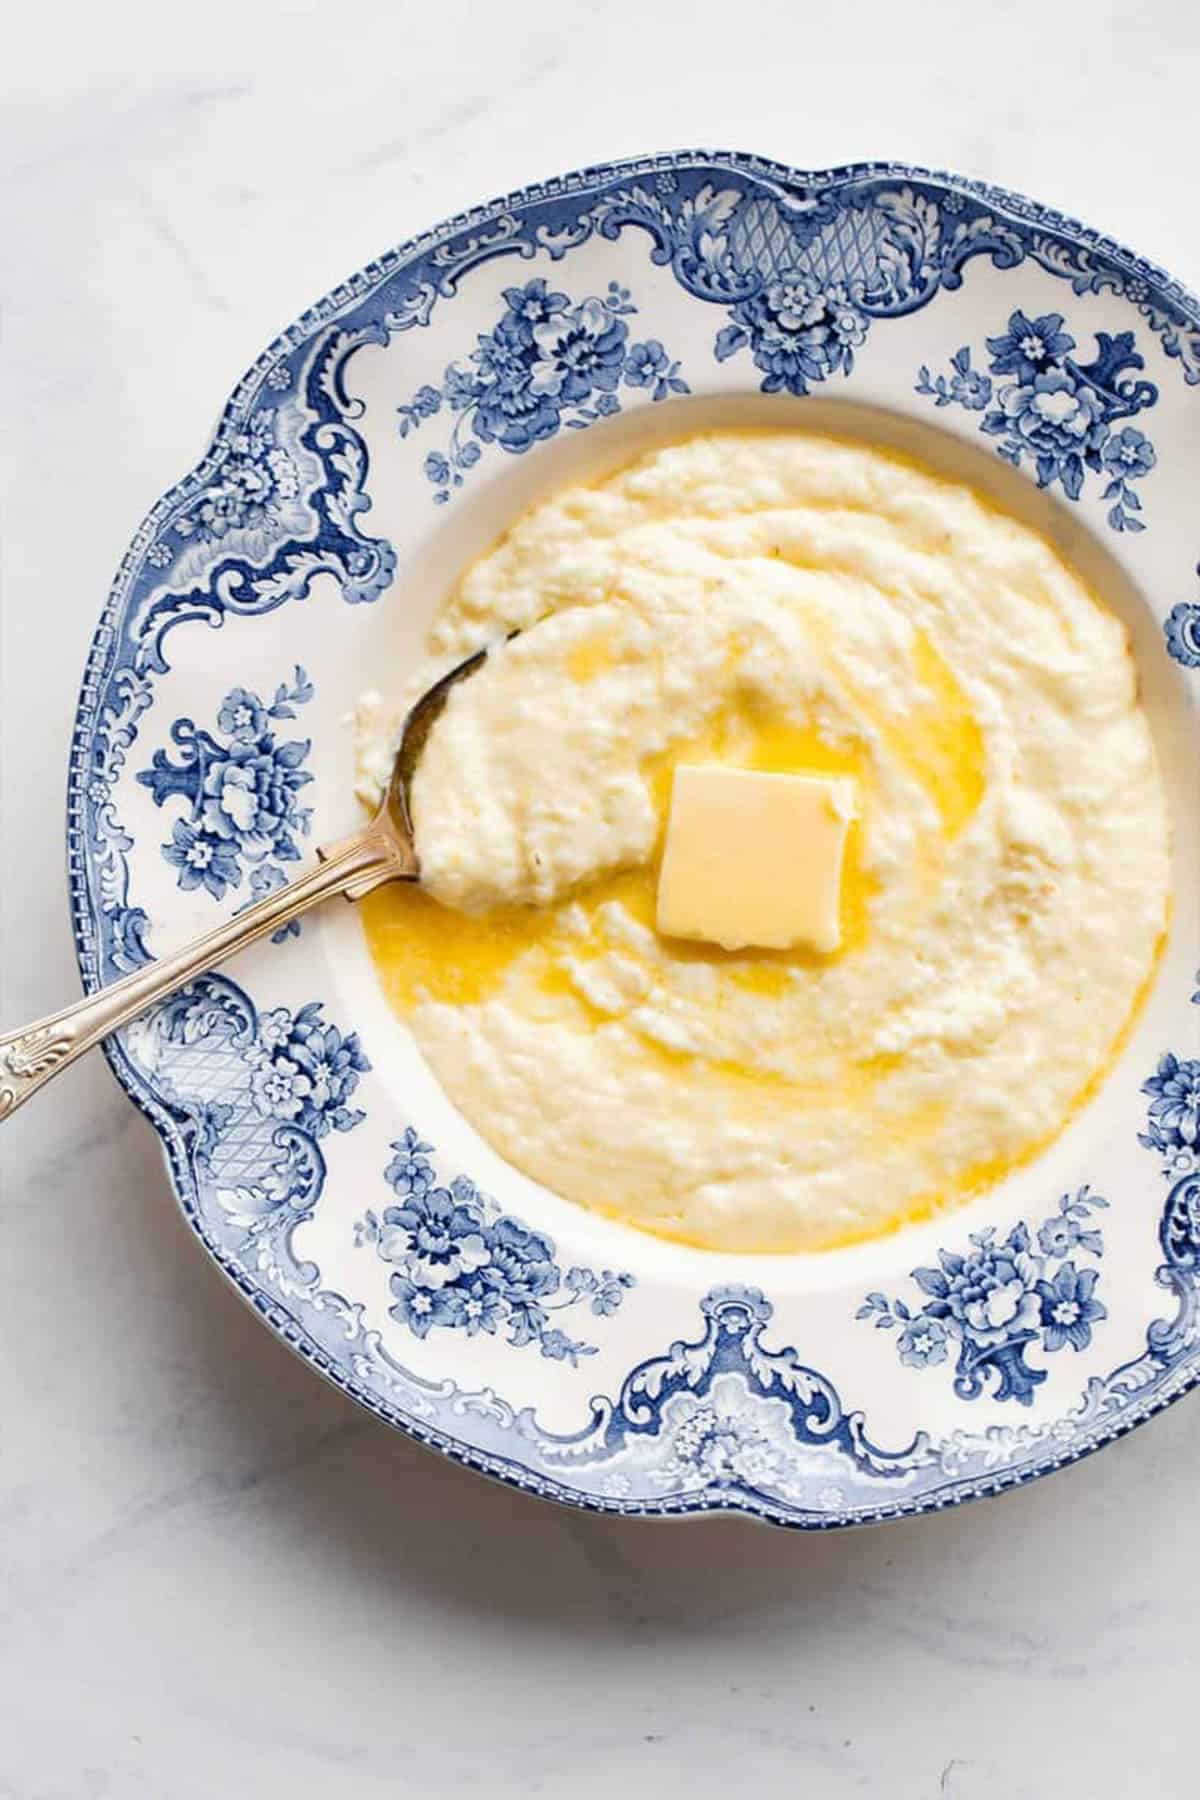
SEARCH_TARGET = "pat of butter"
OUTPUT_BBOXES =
[656,765,855,954]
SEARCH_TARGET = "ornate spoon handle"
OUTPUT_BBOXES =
[0,824,402,1121]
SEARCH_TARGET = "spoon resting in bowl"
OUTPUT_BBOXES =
[0,646,492,1120]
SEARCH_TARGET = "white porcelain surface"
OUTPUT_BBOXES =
[4,1,1200,1792]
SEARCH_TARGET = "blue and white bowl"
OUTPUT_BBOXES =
[70,152,1200,1527]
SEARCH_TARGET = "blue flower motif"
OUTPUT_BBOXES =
[457,1278,510,1337]
[994,369,1107,473]
[898,1316,949,1368]
[529,297,629,404]
[1101,426,1156,480]
[863,1185,1110,1403]
[257,1007,294,1053]
[501,277,569,338]
[360,1132,633,1357]
[985,310,1076,382]
[198,738,311,862]
[717,273,867,396]
[162,819,241,900]
[473,382,562,451]
[141,669,316,917]
[469,318,563,452]
[395,284,688,495]
[281,1008,370,1134]
[1035,1262,1106,1352]
[1037,1213,1081,1257]
[384,1129,435,1196]
[917,1230,1043,1349]
[664,1394,789,1486]
[1164,601,1200,669]
[388,1275,464,1339]
[471,316,531,383]
[918,312,1157,528]
[194,485,245,538]
[623,338,690,402]
[380,1188,490,1289]
[589,1269,636,1316]
[537,1328,578,1362]
[442,362,483,409]
[1141,1053,1200,1151]
[217,687,268,744]
[410,384,441,419]
[484,1216,560,1304]
[173,408,298,542]
[951,366,992,410]
[245,1002,369,1137]
[249,1053,314,1122]
[916,347,993,412]
[624,339,668,384]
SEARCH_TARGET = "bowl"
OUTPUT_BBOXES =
[70,150,1200,1527]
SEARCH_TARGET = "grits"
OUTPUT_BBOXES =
[355,433,1170,1253]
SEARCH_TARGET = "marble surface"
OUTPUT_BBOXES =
[3,2,1199,1793]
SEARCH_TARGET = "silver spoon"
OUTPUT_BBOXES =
[0,646,491,1119]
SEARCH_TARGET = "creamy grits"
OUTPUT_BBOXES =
[355,433,1170,1253]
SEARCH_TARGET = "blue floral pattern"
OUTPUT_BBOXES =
[172,409,301,544]
[857,1188,1109,1405]
[1142,999,1200,1298]
[714,274,867,394]
[566,1284,925,1490]
[139,980,371,1300]
[1140,1053,1200,1160]
[917,311,1158,531]
[137,668,314,938]
[396,280,689,501]
[355,1129,633,1362]
[1164,596,1200,668]
[244,1000,369,1138]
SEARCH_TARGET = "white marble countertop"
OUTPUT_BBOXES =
[3,3,1199,1793]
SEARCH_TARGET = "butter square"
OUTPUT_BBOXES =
[656,765,855,954]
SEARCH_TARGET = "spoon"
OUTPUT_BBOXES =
[0,646,491,1120]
